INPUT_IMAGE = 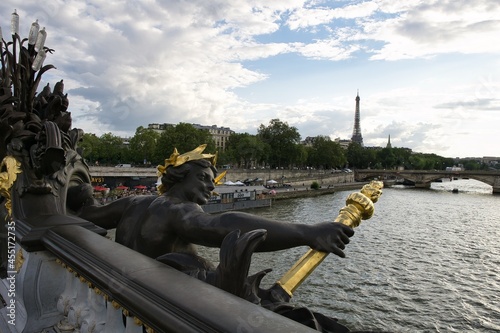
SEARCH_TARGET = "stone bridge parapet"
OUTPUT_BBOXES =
[88,167,355,187]
[354,169,500,194]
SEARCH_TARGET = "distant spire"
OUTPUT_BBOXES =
[351,90,363,146]
[386,134,392,148]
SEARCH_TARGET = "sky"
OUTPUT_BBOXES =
[1,1,499,158]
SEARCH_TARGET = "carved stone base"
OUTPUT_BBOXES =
[0,249,65,333]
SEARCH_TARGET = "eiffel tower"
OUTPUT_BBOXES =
[351,90,364,146]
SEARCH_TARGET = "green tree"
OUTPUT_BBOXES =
[391,147,412,169]
[226,133,267,168]
[377,147,397,169]
[98,132,128,165]
[215,150,231,167]
[306,136,346,169]
[407,155,425,170]
[128,126,160,165]
[345,143,378,169]
[443,158,455,169]
[461,159,485,170]
[80,133,100,165]
[294,144,308,168]
[346,143,362,168]
[406,153,449,170]
[257,119,301,168]
[404,153,448,170]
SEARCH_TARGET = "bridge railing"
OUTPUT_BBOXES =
[2,218,316,333]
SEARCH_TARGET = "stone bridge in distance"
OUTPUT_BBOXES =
[354,169,500,194]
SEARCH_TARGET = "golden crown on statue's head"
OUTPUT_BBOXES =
[157,144,217,176]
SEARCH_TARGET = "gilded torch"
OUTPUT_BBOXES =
[274,180,384,297]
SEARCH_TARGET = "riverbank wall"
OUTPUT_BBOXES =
[270,182,368,201]
[222,169,355,187]
[203,198,272,213]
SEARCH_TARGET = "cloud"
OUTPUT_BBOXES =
[435,98,500,112]
[286,1,380,30]
[1,0,499,158]
[4,1,277,132]
[363,0,500,60]
[292,39,361,60]
[369,121,448,154]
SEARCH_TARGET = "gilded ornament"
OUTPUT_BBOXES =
[111,300,121,309]
[15,248,24,272]
[276,180,384,296]
[156,144,217,194]
[0,156,22,217]
[360,181,383,203]
[157,144,216,176]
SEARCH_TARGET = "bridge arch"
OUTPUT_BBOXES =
[354,169,500,194]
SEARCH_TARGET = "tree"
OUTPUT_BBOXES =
[80,133,100,165]
[346,143,361,168]
[226,133,267,168]
[294,144,308,168]
[306,136,346,169]
[215,150,231,167]
[391,147,412,169]
[99,133,128,165]
[81,132,127,165]
[460,159,485,170]
[377,147,397,169]
[257,119,301,168]
[344,143,379,169]
[128,126,160,165]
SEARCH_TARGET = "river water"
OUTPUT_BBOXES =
[201,179,500,332]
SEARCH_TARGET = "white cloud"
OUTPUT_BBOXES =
[286,1,380,30]
[362,0,500,60]
[1,0,499,158]
[293,39,361,60]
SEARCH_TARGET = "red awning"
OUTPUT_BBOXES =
[116,185,129,190]
[134,185,147,190]
[93,186,109,192]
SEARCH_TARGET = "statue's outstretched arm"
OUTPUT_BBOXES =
[78,197,134,229]
[174,207,353,257]
[219,211,353,256]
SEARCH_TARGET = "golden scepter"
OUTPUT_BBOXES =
[274,180,384,297]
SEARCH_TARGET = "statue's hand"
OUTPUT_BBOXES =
[307,222,354,258]
[67,183,98,213]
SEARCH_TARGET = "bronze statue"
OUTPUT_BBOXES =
[77,145,356,332]
[78,144,353,260]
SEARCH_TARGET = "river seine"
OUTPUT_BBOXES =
[203,179,500,332]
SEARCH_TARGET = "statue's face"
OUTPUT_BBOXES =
[182,164,216,205]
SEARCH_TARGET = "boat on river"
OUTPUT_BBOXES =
[204,185,272,213]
